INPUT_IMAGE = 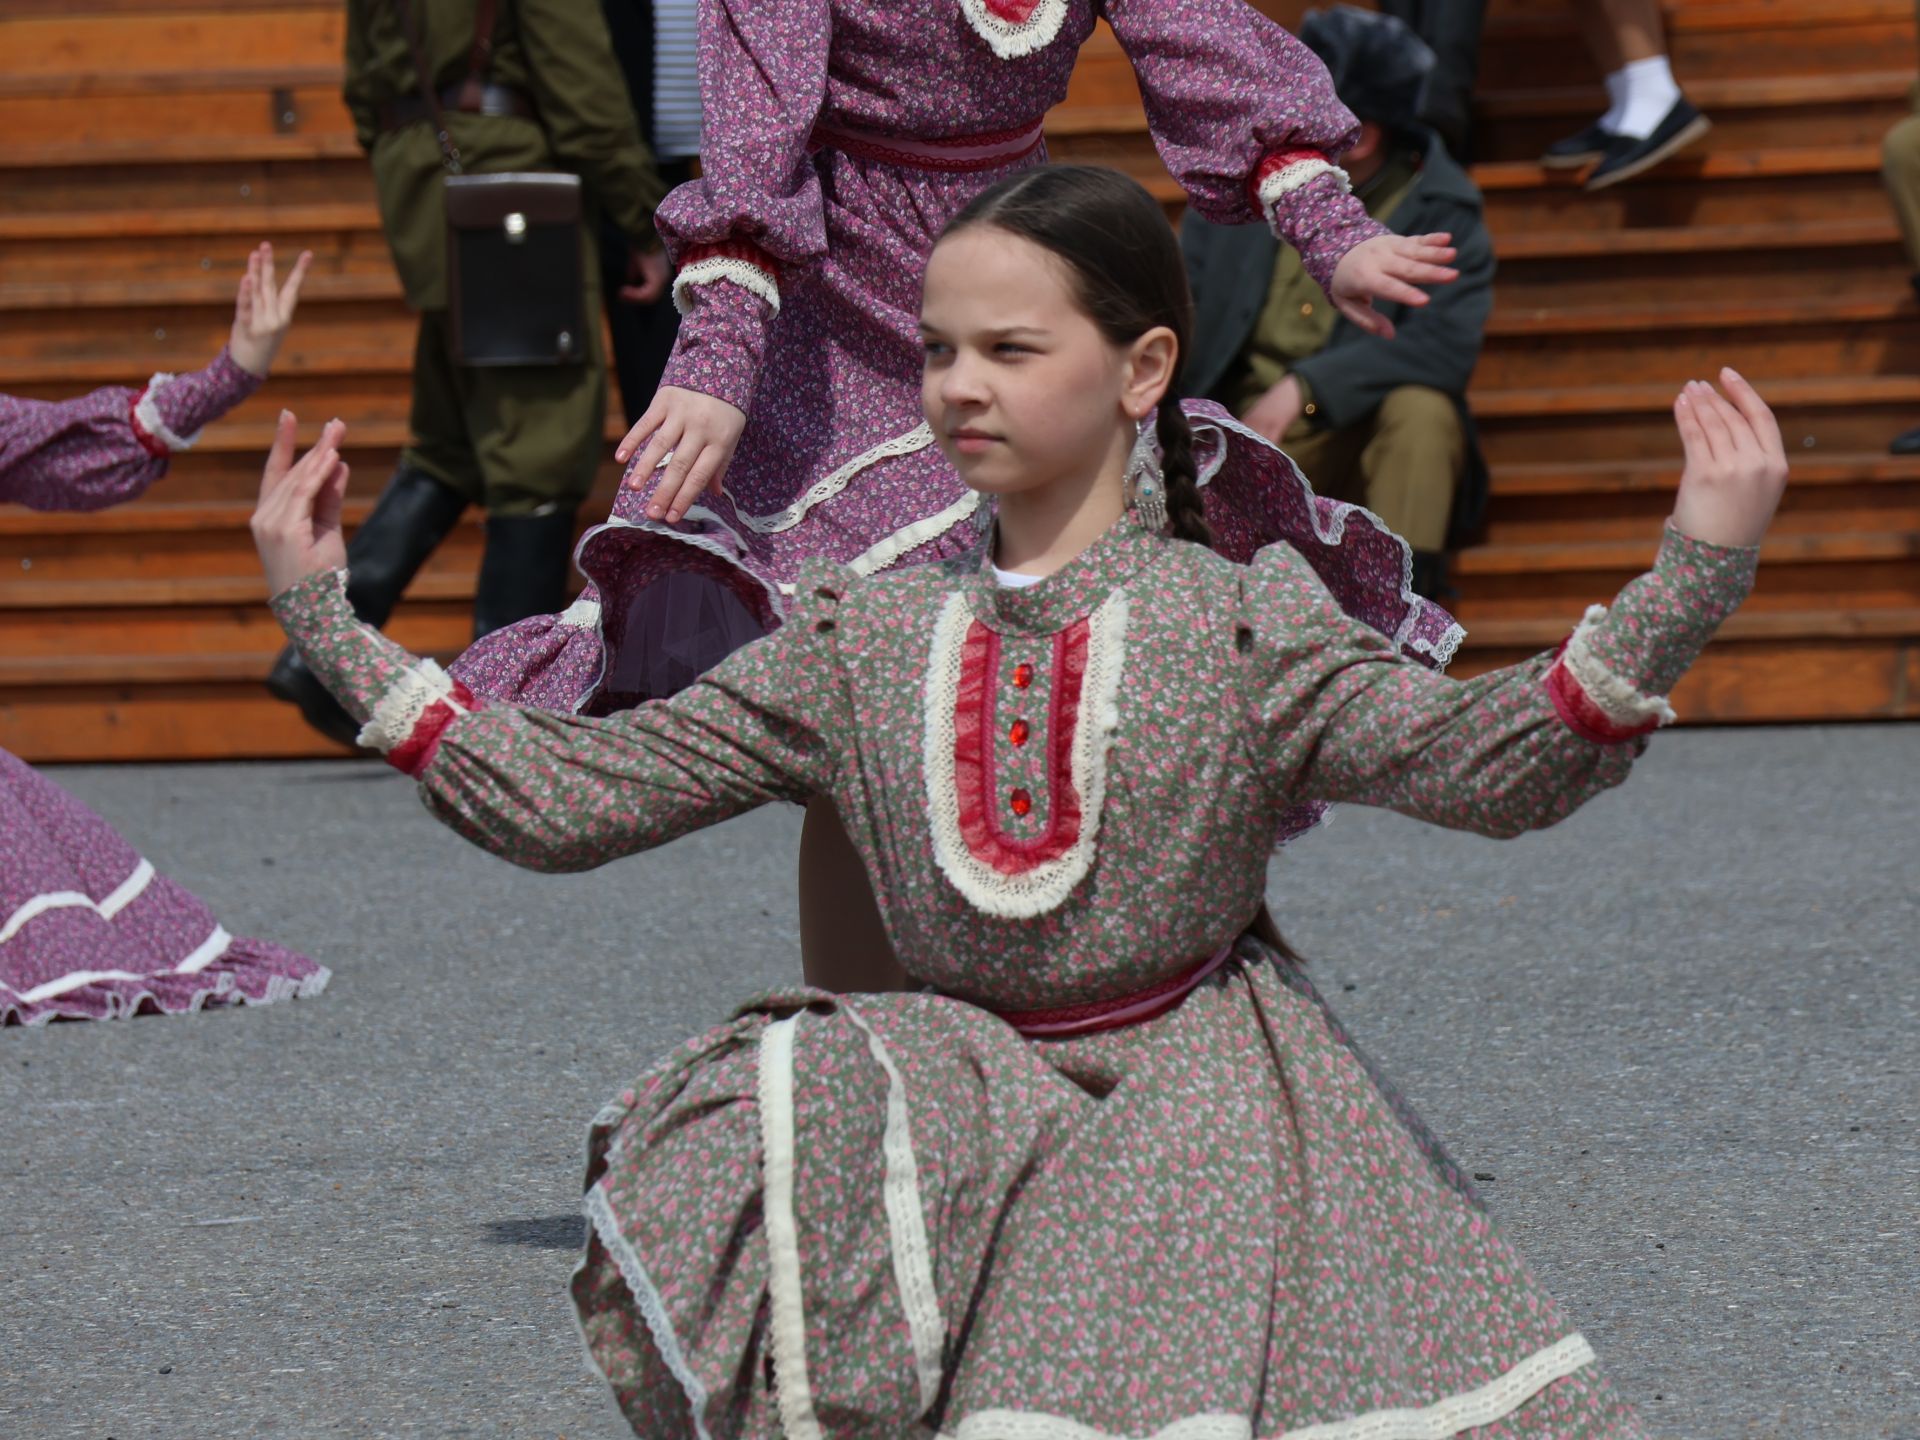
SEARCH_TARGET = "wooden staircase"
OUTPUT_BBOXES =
[3,0,1917,760]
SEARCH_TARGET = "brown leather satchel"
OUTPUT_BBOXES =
[389,0,587,367]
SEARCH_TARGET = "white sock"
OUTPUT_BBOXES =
[1613,55,1682,140]
[1598,69,1631,133]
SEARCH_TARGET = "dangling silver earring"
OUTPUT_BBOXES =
[1125,415,1167,533]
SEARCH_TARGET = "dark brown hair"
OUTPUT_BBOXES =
[942,164,1210,545]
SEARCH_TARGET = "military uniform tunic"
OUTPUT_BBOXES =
[344,0,668,513]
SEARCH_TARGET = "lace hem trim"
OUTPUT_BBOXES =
[131,373,201,454]
[937,1333,1595,1439]
[730,423,936,535]
[959,0,1071,60]
[580,1184,717,1440]
[1547,603,1676,744]
[1,859,154,947]
[848,490,984,578]
[839,1002,945,1413]
[558,594,603,630]
[1190,412,1466,668]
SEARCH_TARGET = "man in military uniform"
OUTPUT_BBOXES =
[1181,6,1495,601]
[270,0,668,744]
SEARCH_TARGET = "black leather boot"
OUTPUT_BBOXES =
[471,508,579,640]
[266,464,470,747]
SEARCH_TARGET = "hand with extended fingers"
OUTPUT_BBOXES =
[1669,368,1790,549]
[615,385,749,524]
[252,411,350,598]
[1327,231,1458,339]
[229,242,315,379]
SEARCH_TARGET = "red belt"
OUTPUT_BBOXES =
[809,118,1046,173]
[980,943,1237,1040]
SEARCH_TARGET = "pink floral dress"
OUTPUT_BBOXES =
[450,0,1431,730]
[1,353,329,1025]
[273,509,1756,1437]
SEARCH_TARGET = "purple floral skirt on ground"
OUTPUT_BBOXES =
[1,750,328,1026]
[450,146,1462,846]
[572,935,1645,1438]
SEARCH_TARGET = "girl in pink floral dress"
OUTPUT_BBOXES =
[1,245,329,1025]
[451,0,1462,986]
[257,169,1787,1438]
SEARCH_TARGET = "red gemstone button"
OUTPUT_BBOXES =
[1009,788,1033,817]
[1009,719,1030,747]
[1012,663,1034,689]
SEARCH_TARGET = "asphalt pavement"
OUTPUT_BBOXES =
[3,725,1915,1439]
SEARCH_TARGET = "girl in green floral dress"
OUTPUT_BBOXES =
[253,166,1787,1438]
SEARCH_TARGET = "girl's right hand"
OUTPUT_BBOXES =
[615,385,747,523]
[252,411,349,598]
[1670,368,1790,549]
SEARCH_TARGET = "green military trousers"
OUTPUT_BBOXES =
[402,302,609,518]
[1883,113,1920,275]
[1281,385,1464,553]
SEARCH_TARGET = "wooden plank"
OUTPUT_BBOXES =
[1494,217,1902,261]
[0,132,361,168]
[1,12,345,78]
[0,86,354,147]
[0,65,343,100]
[1489,453,1920,497]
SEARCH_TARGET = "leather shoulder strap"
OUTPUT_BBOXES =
[457,0,500,110]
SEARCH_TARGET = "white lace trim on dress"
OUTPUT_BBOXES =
[354,658,471,754]
[1255,158,1353,228]
[1,858,154,946]
[558,594,603,630]
[850,490,984,577]
[673,255,782,317]
[839,1002,946,1414]
[580,1183,717,1440]
[959,0,1070,60]
[732,423,936,535]
[133,372,202,452]
[1561,604,1677,729]
[1190,414,1467,668]
[936,1333,1595,1440]
[923,588,1131,919]
[758,1014,825,1440]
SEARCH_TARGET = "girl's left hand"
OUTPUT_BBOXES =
[229,242,314,378]
[252,410,350,597]
[1328,232,1457,340]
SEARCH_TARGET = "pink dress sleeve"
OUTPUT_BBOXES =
[1098,0,1387,293]
[0,348,262,513]
[652,0,833,413]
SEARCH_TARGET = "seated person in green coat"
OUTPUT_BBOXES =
[1181,5,1494,599]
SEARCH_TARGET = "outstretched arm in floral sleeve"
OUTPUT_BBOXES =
[1242,370,1788,835]
[1100,0,1457,338]
[256,416,849,873]
[0,243,310,512]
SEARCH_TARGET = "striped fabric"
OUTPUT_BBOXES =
[652,0,703,162]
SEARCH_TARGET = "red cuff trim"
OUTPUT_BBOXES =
[1249,147,1332,207]
[386,680,481,777]
[128,390,170,459]
[1544,642,1661,746]
[678,240,781,281]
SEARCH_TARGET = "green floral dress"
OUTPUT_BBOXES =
[273,518,1755,1439]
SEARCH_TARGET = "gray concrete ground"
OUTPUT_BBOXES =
[2,726,1915,1440]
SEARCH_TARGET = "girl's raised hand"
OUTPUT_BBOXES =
[616,385,748,523]
[252,411,350,597]
[1670,369,1790,549]
[230,242,315,378]
[1327,231,1458,340]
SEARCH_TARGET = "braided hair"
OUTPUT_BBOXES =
[943,165,1212,546]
